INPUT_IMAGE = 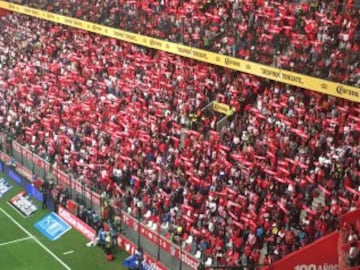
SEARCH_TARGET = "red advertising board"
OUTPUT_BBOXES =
[264,231,339,270]
[58,205,96,241]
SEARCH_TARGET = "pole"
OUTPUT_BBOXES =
[179,239,183,270]
[198,248,205,270]
[43,157,46,181]
[56,140,59,186]
[137,205,141,247]
[31,148,34,174]
[157,223,160,261]
[69,175,72,199]
[100,194,103,220]
[90,187,93,209]
[81,181,85,207]
[182,15,185,44]
[20,142,24,166]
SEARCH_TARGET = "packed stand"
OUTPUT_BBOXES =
[7,0,360,86]
[0,13,360,268]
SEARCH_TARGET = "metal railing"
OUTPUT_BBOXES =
[0,132,198,270]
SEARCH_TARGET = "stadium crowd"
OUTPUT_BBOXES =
[0,12,360,268]
[7,0,360,86]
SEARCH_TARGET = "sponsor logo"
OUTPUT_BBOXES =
[35,212,71,241]
[225,57,241,68]
[192,50,208,60]
[320,83,328,89]
[336,86,359,97]
[150,39,162,48]
[170,246,176,256]
[177,47,192,56]
[213,101,234,116]
[8,191,38,217]
[0,178,12,198]
[58,206,95,240]
[181,252,199,269]
[133,222,139,232]
[294,264,339,270]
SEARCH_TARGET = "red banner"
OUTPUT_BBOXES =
[0,8,8,16]
[264,231,339,270]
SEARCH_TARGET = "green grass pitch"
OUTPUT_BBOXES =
[0,174,129,270]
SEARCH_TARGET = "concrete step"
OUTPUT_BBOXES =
[300,209,307,222]
[300,190,326,222]
[312,190,326,210]
[259,243,268,266]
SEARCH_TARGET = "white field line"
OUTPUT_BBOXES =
[0,208,72,270]
[0,236,32,247]
[63,250,74,255]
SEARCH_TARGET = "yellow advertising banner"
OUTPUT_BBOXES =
[0,1,359,103]
[212,101,234,116]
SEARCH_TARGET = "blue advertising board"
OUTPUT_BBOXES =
[34,212,71,241]
[0,178,12,198]
[5,167,43,202]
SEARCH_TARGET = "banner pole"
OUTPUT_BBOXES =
[137,205,141,248]
[157,223,160,261]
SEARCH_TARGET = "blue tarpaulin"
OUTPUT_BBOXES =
[123,255,155,270]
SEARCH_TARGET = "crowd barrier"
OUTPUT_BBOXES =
[10,140,101,209]
[0,137,198,270]
[0,1,358,103]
